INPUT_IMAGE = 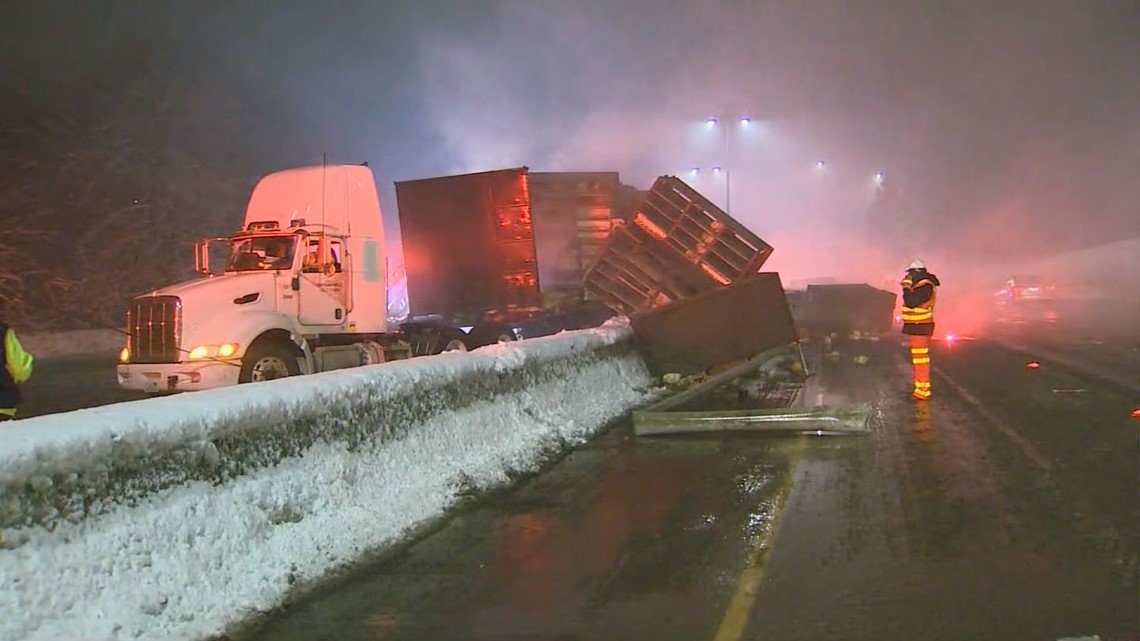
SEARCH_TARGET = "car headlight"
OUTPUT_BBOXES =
[187,343,241,360]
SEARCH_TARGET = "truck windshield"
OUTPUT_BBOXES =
[226,235,296,272]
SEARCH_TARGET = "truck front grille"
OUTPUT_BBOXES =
[127,296,182,364]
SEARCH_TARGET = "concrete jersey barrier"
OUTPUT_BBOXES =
[0,322,656,641]
[0,324,639,532]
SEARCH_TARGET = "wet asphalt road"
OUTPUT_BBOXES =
[748,335,1138,641]
[13,320,1139,640]
[18,351,146,419]
[237,328,1139,641]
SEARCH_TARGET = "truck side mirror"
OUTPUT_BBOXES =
[194,241,210,275]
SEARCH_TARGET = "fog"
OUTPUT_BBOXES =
[413,1,1138,289]
[2,0,1137,325]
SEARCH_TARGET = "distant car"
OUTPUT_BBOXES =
[994,275,1058,324]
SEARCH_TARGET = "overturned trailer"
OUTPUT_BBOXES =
[582,175,774,315]
[575,177,869,437]
[579,175,789,376]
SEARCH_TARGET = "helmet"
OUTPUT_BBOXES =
[907,259,926,271]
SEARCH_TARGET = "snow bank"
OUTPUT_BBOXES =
[18,329,125,358]
[0,323,656,641]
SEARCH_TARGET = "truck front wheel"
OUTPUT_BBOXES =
[239,341,301,383]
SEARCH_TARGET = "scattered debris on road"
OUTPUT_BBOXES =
[632,343,872,437]
[633,403,872,436]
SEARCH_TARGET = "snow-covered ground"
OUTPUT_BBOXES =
[0,322,656,641]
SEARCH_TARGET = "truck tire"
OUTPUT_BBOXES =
[239,340,301,383]
[468,323,515,347]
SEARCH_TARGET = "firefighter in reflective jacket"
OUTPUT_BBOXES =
[900,259,940,400]
[0,320,34,420]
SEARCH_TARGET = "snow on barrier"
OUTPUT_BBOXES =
[0,321,655,641]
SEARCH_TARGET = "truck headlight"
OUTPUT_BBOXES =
[119,347,130,363]
[187,343,241,360]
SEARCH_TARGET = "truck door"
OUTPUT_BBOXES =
[297,235,348,327]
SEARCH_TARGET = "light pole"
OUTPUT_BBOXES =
[704,115,750,214]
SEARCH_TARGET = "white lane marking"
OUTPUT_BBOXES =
[933,366,1053,471]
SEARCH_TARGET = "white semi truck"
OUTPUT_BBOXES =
[116,163,628,394]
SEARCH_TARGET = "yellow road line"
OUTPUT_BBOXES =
[712,439,805,641]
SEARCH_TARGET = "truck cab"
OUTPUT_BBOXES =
[117,164,395,394]
[224,224,352,325]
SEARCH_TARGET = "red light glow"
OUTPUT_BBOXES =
[1026,361,1041,369]
[934,333,975,342]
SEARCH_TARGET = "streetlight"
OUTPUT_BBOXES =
[684,165,728,199]
[703,114,751,214]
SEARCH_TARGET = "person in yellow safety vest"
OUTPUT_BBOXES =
[0,320,34,420]
[900,259,940,400]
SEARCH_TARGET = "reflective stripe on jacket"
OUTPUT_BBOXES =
[900,273,938,336]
